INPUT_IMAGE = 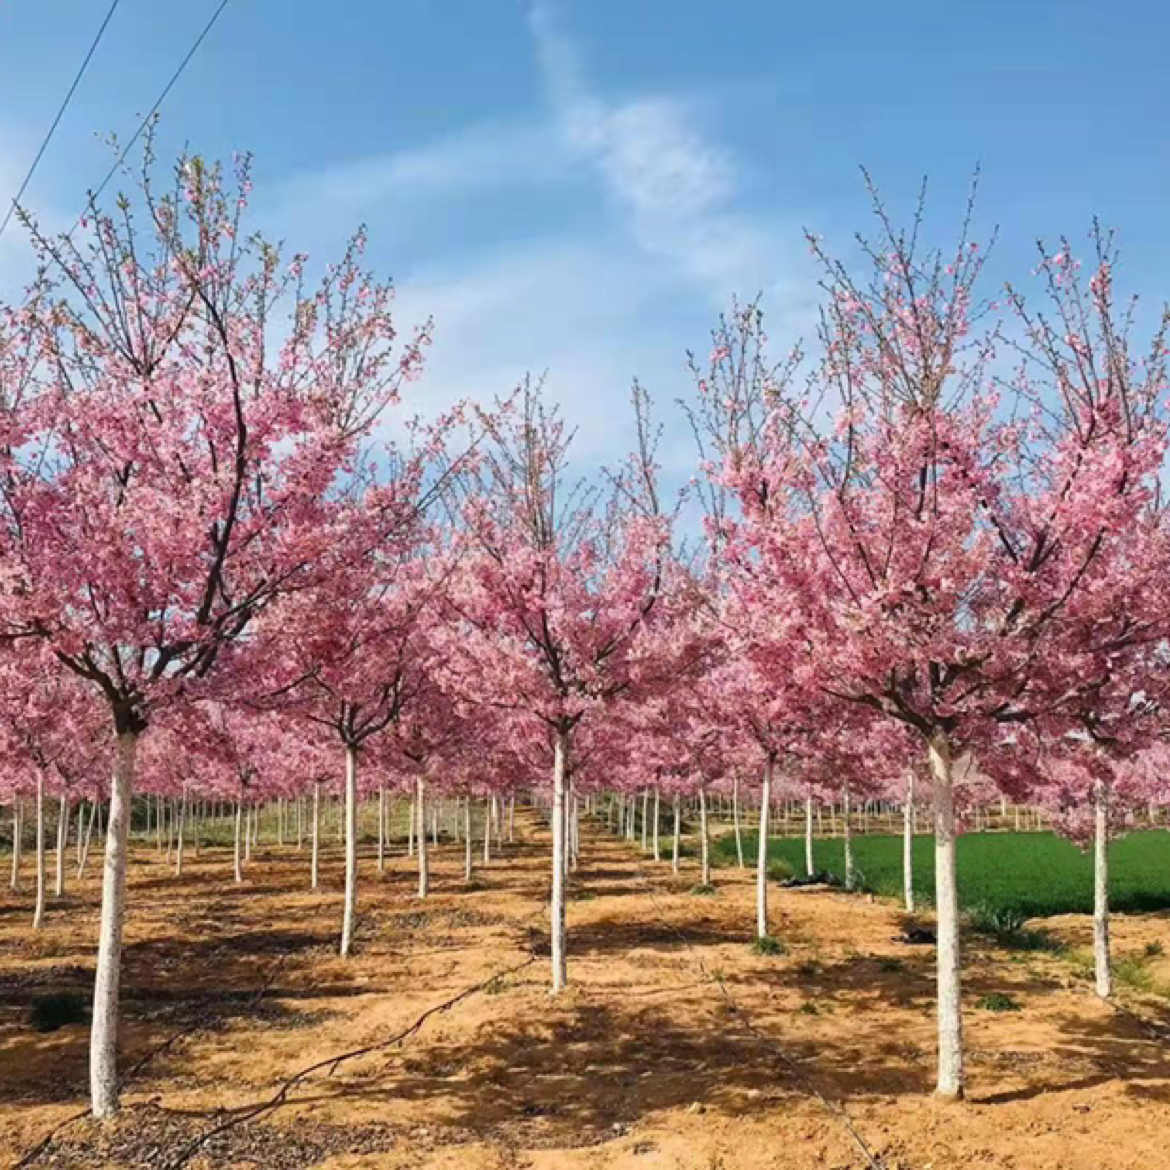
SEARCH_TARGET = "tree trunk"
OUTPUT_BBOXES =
[550,728,569,993]
[175,788,187,876]
[377,783,386,873]
[903,772,915,913]
[928,734,964,1101]
[340,746,358,958]
[757,757,773,939]
[55,791,68,899]
[733,777,745,869]
[699,787,711,887]
[804,791,815,877]
[416,776,429,898]
[570,792,580,870]
[843,790,855,891]
[1093,779,1112,999]
[652,788,661,861]
[483,798,491,864]
[90,729,137,1118]
[234,801,244,884]
[407,796,416,857]
[464,797,473,881]
[641,790,649,852]
[9,799,20,892]
[508,793,515,843]
[311,782,321,891]
[78,799,98,880]
[671,795,681,875]
[33,774,46,930]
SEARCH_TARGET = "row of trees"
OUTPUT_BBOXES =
[1,151,1167,1117]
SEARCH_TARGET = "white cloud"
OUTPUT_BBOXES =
[387,235,684,460]
[527,0,798,307]
[262,120,570,245]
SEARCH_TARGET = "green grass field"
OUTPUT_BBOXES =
[713,830,1170,918]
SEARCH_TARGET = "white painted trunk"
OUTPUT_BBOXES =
[76,802,85,867]
[310,782,321,891]
[733,778,745,869]
[562,785,572,884]
[508,794,515,843]
[55,791,68,899]
[843,791,854,891]
[699,788,711,886]
[550,729,569,992]
[671,796,681,875]
[483,798,491,864]
[804,792,814,877]
[756,757,773,939]
[9,800,20,891]
[377,784,386,872]
[641,790,649,851]
[1093,779,1112,999]
[464,797,473,881]
[33,774,46,929]
[234,801,244,884]
[416,777,429,898]
[78,800,97,880]
[340,746,358,958]
[928,735,964,1100]
[652,788,661,861]
[174,788,187,876]
[570,793,580,870]
[90,729,137,1118]
[903,772,915,913]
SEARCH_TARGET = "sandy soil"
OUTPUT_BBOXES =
[2,812,1170,1170]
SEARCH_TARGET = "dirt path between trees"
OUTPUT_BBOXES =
[3,811,1170,1169]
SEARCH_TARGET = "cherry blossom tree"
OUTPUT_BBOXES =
[439,382,670,991]
[697,192,1168,1099]
[0,146,428,1116]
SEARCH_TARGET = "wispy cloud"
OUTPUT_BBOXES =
[528,0,798,306]
[267,120,568,231]
[235,5,819,472]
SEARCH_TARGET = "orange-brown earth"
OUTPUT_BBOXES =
[2,812,1170,1169]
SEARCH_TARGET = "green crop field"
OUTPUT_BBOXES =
[714,830,1170,919]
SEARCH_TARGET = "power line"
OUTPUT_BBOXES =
[85,0,232,213]
[0,0,121,244]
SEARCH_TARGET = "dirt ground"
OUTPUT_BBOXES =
[2,812,1170,1170]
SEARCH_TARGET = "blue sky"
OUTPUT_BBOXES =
[0,0,1167,465]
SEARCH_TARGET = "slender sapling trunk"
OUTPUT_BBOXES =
[928,734,964,1101]
[90,729,137,1118]
[1093,779,1112,998]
